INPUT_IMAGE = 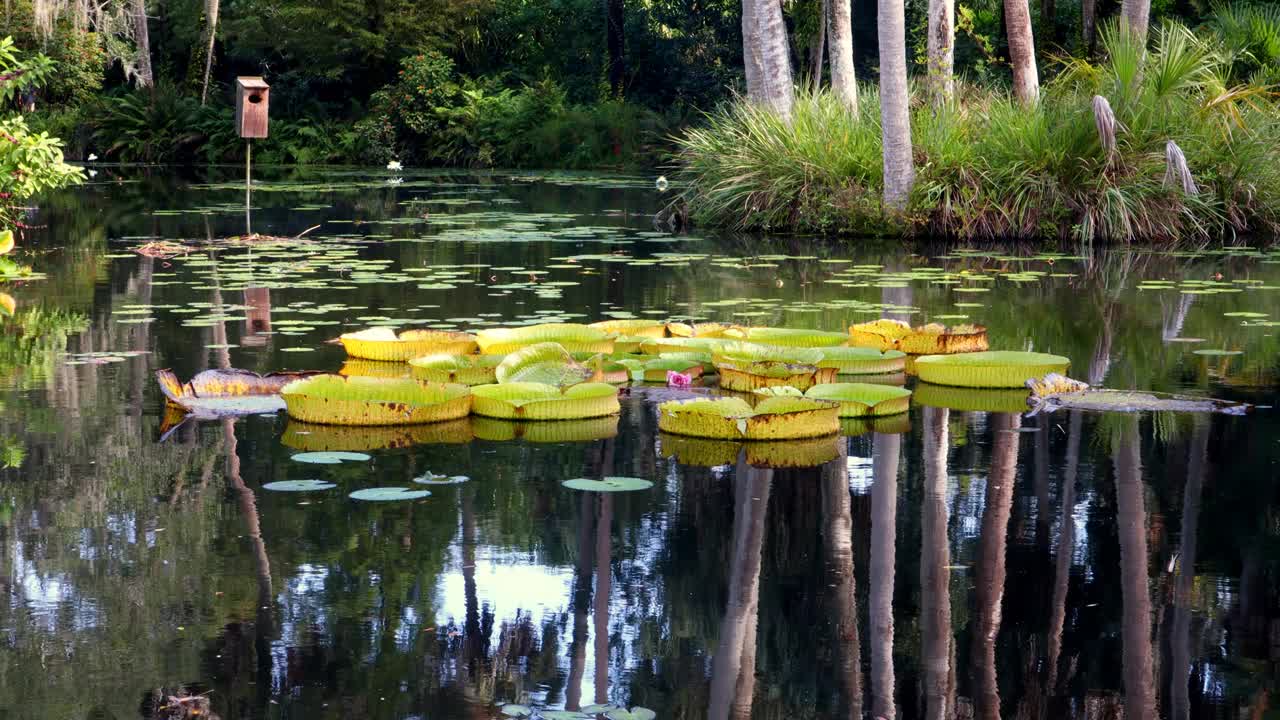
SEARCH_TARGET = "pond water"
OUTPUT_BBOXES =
[1,167,1278,720]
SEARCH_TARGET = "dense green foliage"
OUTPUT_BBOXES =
[676,17,1280,242]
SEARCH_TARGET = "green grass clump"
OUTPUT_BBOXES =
[674,20,1280,243]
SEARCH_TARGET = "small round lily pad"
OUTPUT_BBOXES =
[291,451,372,464]
[263,480,337,492]
[349,487,431,501]
[562,477,654,492]
[500,705,533,718]
[1192,349,1244,356]
[413,473,470,485]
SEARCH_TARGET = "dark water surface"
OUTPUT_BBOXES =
[2,168,1279,720]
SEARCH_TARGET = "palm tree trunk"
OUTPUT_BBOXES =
[742,0,795,120]
[878,0,915,208]
[973,412,1021,720]
[821,440,862,718]
[870,431,900,719]
[927,0,955,106]
[1114,416,1156,720]
[1120,0,1150,45]
[1004,0,1039,104]
[1041,0,1056,43]
[200,0,220,105]
[606,0,626,97]
[827,0,857,111]
[921,407,954,720]
[132,0,154,88]
[810,0,827,94]
[708,458,772,720]
[1082,0,1097,52]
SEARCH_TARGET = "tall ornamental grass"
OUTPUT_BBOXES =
[674,20,1280,242]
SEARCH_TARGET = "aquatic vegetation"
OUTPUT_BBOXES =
[897,323,990,354]
[349,487,432,501]
[409,353,504,385]
[657,395,840,440]
[816,346,907,375]
[741,326,850,347]
[469,381,620,420]
[263,480,338,492]
[756,382,912,417]
[340,327,479,361]
[640,357,705,382]
[476,322,614,354]
[340,359,413,379]
[1027,372,1251,415]
[590,318,667,338]
[849,319,912,351]
[156,368,319,418]
[290,451,372,464]
[562,476,654,492]
[914,351,1071,388]
[712,342,836,392]
[281,374,473,425]
[494,342,594,387]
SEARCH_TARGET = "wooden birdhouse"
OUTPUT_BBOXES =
[235,77,270,138]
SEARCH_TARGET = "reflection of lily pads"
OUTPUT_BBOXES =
[912,383,1031,412]
[263,480,337,492]
[562,476,654,492]
[291,451,371,464]
[282,419,474,451]
[607,708,657,720]
[472,415,619,442]
[348,487,431,501]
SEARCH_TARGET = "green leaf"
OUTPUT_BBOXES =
[291,451,372,464]
[348,487,432,501]
[562,477,654,492]
[262,480,337,492]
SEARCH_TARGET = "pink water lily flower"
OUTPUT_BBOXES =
[667,371,692,389]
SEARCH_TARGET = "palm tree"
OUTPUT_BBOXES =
[1004,0,1039,104]
[927,0,956,106]
[742,0,795,120]
[828,0,858,111]
[1121,0,1151,45]
[199,0,220,104]
[132,0,154,88]
[1083,0,1098,51]
[879,0,915,208]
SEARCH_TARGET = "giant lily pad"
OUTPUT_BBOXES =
[897,323,989,354]
[712,342,835,392]
[340,327,478,361]
[349,487,431,501]
[496,343,593,387]
[914,351,1070,388]
[743,326,850,347]
[281,374,472,426]
[562,477,654,492]
[157,368,321,419]
[590,318,667,338]
[477,323,613,354]
[658,395,839,440]
[409,353,503,385]
[848,319,912,350]
[781,382,912,417]
[470,382,620,420]
[816,347,907,375]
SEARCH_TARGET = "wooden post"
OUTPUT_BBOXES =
[245,140,252,237]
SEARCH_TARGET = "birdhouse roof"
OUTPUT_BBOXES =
[236,77,269,89]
